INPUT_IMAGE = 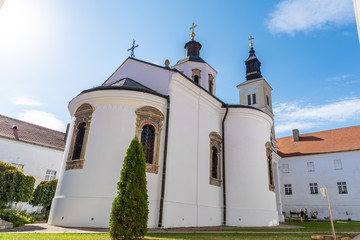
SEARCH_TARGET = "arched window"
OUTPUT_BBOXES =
[194,75,199,84]
[209,132,222,186]
[72,122,86,160]
[135,106,164,174]
[211,146,218,179]
[141,124,155,164]
[208,74,214,94]
[192,69,201,85]
[66,103,94,170]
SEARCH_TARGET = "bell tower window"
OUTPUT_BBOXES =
[252,93,256,104]
[247,95,251,105]
[208,74,214,94]
[192,68,201,85]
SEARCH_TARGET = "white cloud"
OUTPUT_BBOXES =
[267,0,354,34]
[13,96,43,106]
[328,74,353,81]
[274,98,360,134]
[18,110,65,131]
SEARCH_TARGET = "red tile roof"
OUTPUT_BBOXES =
[0,114,65,151]
[276,126,360,157]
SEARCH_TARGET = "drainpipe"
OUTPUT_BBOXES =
[221,104,229,225]
[158,96,170,227]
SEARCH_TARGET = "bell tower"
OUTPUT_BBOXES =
[237,37,276,146]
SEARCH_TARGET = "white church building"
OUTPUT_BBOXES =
[49,30,283,228]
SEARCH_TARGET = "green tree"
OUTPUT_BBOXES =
[110,137,149,240]
[0,161,35,209]
[31,179,58,219]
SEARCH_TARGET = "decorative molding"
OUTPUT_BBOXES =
[266,141,275,191]
[135,106,164,174]
[209,131,222,186]
[66,103,94,171]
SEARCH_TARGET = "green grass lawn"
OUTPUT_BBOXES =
[0,221,359,240]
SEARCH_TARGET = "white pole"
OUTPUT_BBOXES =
[321,188,336,239]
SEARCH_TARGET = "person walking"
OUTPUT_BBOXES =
[305,208,309,221]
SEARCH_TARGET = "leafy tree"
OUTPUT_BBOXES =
[0,161,35,209]
[110,137,149,240]
[31,179,58,219]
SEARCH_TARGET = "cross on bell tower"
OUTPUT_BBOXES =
[127,40,139,58]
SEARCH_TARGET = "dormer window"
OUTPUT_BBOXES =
[192,69,201,85]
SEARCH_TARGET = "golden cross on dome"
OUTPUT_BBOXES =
[248,36,254,48]
[189,22,197,40]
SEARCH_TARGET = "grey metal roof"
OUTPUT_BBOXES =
[174,56,206,65]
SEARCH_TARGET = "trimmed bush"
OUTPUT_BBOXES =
[109,137,149,240]
[31,179,58,220]
[0,161,35,209]
[0,209,34,227]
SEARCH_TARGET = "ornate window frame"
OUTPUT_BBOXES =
[66,103,94,170]
[209,131,222,186]
[192,68,201,85]
[135,106,164,174]
[208,74,214,94]
[266,141,275,191]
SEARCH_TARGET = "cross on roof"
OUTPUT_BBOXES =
[189,22,197,40]
[248,36,254,48]
[127,40,139,58]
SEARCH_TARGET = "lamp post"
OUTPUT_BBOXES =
[320,187,336,239]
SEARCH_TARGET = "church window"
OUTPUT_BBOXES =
[337,182,347,194]
[266,141,274,191]
[247,95,251,105]
[284,184,292,195]
[141,124,155,164]
[66,103,94,170]
[209,132,222,186]
[11,163,24,171]
[192,69,201,85]
[208,74,214,94]
[309,183,318,194]
[135,106,164,174]
[266,95,270,106]
[334,159,342,170]
[307,162,315,172]
[252,94,256,104]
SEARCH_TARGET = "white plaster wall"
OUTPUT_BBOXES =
[173,61,217,94]
[161,74,223,227]
[225,108,279,226]
[0,137,63,212]
[279,150,360,221]
[103,59,172,95]
[49,90,167,228]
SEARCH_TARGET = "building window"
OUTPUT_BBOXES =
[252,93,256,104]
[334,159,342,170]
[11,163,24,171]
[266,141,274,191]
[135,106,164,174]
[337,182,348,194]
[209,132,222,186]
[309,183,318,194]
[192,68,201,85]
[247,95,251,105]
[208,74,214,94]
[45,170,57,181]
[66,103,94,170]
[141,124,155,164]
[307,162,315,172]
[266,95,270,106]
[284,184,292,195]
[282,163,289,173]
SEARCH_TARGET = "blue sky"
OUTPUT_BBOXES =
[0,0,359,138]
